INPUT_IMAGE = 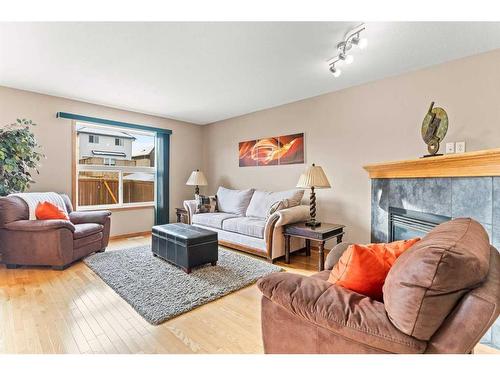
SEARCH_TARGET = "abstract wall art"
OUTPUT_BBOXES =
[238,133,304,167]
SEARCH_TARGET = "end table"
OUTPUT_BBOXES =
[176,207,189,224]
[284,222,345,271]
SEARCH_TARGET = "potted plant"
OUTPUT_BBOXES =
[0,118,44,196]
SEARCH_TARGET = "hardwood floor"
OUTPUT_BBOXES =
[0,234,497,354]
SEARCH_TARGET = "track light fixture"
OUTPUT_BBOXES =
[327,24,367,77]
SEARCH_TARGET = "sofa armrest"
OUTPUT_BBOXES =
[264,205,310,245]
[183,200,197,224]
[4,219,76,233]
[69,210,111,225]
[270,205,310,227]
[257,273,426,353]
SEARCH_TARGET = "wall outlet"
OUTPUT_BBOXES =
[455,141,466,153]
[445,142,455,154]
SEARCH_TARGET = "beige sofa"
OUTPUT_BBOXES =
[184,187,310,261]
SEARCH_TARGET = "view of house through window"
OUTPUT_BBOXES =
[76,122,156,209]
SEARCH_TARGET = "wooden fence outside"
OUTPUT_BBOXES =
[78,179,154,206]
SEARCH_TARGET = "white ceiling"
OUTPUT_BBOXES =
[1,22,500,125]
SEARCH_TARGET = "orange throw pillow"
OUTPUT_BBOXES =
[35,201,69,220]
[327,238,420,301]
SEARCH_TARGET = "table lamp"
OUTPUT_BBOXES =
[296,163,331,227]
[186,169,208,196]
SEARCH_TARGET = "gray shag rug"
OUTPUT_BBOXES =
[84,245,282,325]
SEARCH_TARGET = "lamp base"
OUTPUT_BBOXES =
[305,220,321,228]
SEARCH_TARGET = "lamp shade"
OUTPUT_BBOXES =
[186,169,208,186]
[296,164,331,189]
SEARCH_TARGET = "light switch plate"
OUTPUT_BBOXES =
[445,142,455,154]
[456,141,466,153]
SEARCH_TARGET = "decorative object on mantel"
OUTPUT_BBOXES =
[363,148,500,179]
[421,102,448,157]
[296,163,331,227]
[186,169,208,196]
[239,133,304,167]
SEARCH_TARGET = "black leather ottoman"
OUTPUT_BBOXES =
[152,223,218,274]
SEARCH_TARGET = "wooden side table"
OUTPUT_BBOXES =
[176,207,189,224]
[284,222,345,271]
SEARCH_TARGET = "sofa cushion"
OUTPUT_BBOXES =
[73,223,103,239]
[222,217,266,239]
[192,212,240,229]
[216,187,255,215]
[245,189,304,218]
[383,218,490,341]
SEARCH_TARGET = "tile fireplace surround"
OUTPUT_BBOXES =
[365,149,500,349]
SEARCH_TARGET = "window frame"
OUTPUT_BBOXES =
[74,122,157,211]
[115,138,124,146]
[89,134,99,144]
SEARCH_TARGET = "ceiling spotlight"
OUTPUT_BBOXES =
[352,35,368,49]
[329,65,341,78]
[339,53,354,65]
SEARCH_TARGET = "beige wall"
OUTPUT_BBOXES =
[0,86,204,236]
[3,49,500,240]
[203,49,500,244]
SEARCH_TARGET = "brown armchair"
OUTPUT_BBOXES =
[258,218,500,354]
[0,194,111,270]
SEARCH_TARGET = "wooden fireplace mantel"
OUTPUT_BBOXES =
[363,148,500,178]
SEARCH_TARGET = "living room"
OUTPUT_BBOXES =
[1,1,499,372]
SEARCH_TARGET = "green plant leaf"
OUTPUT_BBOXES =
[0,118,44,194]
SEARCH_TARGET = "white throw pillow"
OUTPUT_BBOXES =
[216,187,255,215]
[245,189,304,218]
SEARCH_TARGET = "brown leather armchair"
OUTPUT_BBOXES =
[0,194,111,270]
[258,218,500,354]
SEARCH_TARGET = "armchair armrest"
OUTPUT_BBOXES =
[324,242,352,270]
[69,210,111,225]
[257,273,426,353]
[4,219,75,233]
[183,200,197,224]
[269,205,310,227]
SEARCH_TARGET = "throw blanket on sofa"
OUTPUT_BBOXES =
[9,192,68,220]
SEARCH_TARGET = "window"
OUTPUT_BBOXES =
[76,122,156,210]
[103,158,116,166]
[89,134,99,143]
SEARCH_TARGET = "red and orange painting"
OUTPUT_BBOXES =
[238,133,304,167]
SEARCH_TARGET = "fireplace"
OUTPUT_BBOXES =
[366,150,500,349]
[388,207,450,241]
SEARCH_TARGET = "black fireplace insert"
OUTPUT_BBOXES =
[388,207,451,241]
